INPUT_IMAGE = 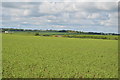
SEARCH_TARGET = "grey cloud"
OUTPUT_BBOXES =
[2,2,118,33]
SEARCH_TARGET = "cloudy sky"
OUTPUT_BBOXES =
[1,2,118,33]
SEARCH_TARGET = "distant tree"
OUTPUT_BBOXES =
[35,33,39,36]
[43,34,50,36]
[59,30,67,32]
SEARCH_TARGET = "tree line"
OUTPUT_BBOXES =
[1,28,120,35]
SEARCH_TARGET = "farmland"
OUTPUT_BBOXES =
[2,33,118,78]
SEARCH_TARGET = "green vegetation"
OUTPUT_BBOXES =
[2,28,119,40]
[2,33,118,78]
[63,35,119,40]
[35,33,39,36]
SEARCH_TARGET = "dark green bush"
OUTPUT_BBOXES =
[43,34,50,36]
[35,33,39,36]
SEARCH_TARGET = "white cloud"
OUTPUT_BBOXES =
[100,12,118,27]
[2,2,118,33]
[88,13,101,19]
[95,2,118,11]
[23,9,31,16]
[2,0,119,2]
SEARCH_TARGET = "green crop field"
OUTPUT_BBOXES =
[2,33,118,78]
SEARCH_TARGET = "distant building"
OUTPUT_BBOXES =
[5,31,9,34]
[4,31,13,34]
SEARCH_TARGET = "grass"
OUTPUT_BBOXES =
[11,31,119,40]
[2,33,118,78]
[10,31,77,36]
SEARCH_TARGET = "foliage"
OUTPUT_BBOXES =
[63,35,119,40]
[35,33,39,36]
[2,28,119,35]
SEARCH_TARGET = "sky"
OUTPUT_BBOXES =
[1,1,119,33]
